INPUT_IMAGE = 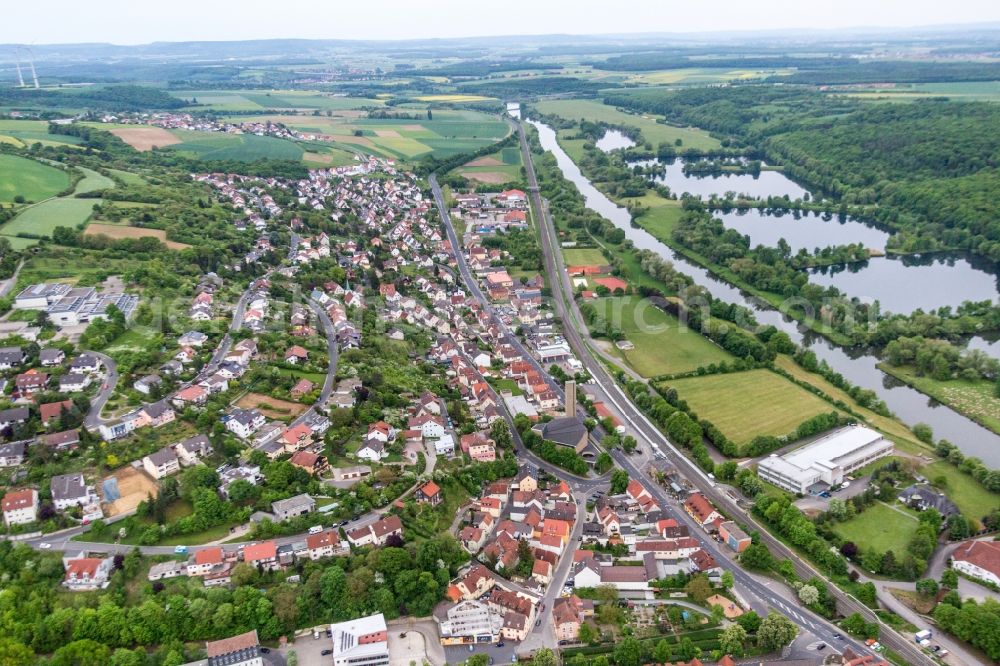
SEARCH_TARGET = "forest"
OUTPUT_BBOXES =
[0,85,185,112]
[604,87,1000,262]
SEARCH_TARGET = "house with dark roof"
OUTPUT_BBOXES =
[143,447,180,479]
[0,407,30,430]
[899,484,959,518]
[531,417,588,452]
[0,441,26,467]
[0,346,24,370]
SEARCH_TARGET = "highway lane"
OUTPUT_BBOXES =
[516,120,939,666]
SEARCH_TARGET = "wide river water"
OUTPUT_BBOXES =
[536,120,1000,464]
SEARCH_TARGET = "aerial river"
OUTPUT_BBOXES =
[534,120,1000,464]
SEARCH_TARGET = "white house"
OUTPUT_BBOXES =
[357,438,387,463]
[952,540,1000,588]
[2,488,38,526]
[434,434,456,456]
[226,408,266,439]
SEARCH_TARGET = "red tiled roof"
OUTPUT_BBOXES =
[953,539,1000,577]
[194,546,223,565]
[243,541,276,562]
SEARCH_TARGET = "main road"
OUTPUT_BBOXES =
[514,120,938,666]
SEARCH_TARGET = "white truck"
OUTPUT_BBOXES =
[915,629,932,643]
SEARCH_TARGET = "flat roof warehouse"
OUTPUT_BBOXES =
[757,425,894,494]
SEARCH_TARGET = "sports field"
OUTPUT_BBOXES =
[663,368,840,445]
[596,296,731,377]
[832,502,921,556]
[536,99,720,150]
[0,154,70,202]
[563,248,607,266]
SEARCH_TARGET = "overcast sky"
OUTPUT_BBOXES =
[2,0,998,45]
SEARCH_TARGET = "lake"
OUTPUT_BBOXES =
[716,208,890,254]
[649,158,811,200]
[809,253,1000,314]
[596,129,635,152]
[531,118,1000,464]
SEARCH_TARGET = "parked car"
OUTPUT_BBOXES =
[321,649,333,656]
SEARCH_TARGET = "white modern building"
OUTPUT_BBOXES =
[757,425,893,494]
[330,613,389,666]
[951,540,1000,588]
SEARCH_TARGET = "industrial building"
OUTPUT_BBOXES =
[757,425,893,494]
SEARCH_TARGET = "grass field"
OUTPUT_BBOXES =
[920,462,1000,527]
[663,368,841,445]
[85,223,190,250]
[414,94,496,102]
[1,198,97,243]
[225,108,510,161]
[832,502,921,556]
[563,247,607,266]
[0,119,84,149]
[536,99,720,150]
[74,167,114,194]
[0,165,113,246]
[171,90,385,112]
[0,154,69,203]
[613,67,796,86]
[839,81,1000,103]
[634,202,684,237]
[166,130,305,162]
[773,356,925,453]
[878,364,1000,437]
[596,296,732,377]
[106,168,146,185]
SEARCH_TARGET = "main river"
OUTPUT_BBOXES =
[533,120,1000,464]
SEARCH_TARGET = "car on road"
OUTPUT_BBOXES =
[321,649,332,656]
[174,545,188,555]
[496,642,504,648]
[39,542,51,549]
[832,633,842,640]
[260,648,269,654]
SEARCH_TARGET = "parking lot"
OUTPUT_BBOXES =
[794,474,873,513]
[279,630,329,665]
[388,630,428,666]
